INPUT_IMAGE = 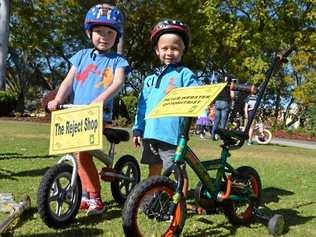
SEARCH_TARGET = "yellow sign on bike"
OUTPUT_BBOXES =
[147,83,227,119]
[49,103,103,155]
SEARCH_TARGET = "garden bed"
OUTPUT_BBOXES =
[273,130,316,142]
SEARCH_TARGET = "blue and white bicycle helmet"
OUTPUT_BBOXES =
[84,4,123,38]
[150,19,191,52]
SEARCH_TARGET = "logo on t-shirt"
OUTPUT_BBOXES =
[95,68,113,88]
[75,64,113,89]
[165,77,176,94]
[75,64,98,84]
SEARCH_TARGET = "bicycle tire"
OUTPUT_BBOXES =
[223,166,261,225]
[37,163,81,228]
[122,175,186,237]
[111,155,141,205]
[255,129,272,144]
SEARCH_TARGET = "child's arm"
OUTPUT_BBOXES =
[47,66,76,111]
[132,93,146,148]
[244,101,249,119]
[132,83,149,148]
[92,68,126,104]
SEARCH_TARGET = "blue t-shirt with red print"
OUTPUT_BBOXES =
[70,49,129,122]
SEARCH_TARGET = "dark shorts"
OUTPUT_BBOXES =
[141,139,177,171]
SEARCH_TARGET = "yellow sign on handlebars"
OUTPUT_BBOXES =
[49,103,103,155]
[146,83,227,119]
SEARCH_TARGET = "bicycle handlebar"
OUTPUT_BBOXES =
[229,83,256,94]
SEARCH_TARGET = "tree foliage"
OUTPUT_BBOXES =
[4,0,315,128]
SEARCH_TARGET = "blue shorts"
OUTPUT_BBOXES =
[141,139,177,171]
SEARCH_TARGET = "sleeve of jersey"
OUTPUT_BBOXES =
[182,68,199,87]
[132,77,151,137]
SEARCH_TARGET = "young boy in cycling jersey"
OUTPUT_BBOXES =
[47,4,129,215]
[132,19,198,198]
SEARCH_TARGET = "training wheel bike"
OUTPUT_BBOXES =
[37,104,141,229]
[122,47,294,236]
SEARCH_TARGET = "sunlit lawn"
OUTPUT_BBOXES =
[0,120,315,236]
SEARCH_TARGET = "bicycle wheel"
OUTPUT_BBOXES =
[37,163,81,228]
[223,166,261,225]
[255,129,272,144]
[122,176,187,237]
[111,155,141,205]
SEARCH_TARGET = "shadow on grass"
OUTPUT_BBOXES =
[14,167,51,177]
[0,168,17,180]
[260,186,316,234]
[184,218,238,237]
[185,186,315,236]
[261,186,295,205]
[0,167,50,179]
[1,204,117,237]
[4,228,104,237]
[0,152,56,160]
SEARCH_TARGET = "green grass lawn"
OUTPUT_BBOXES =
[0,120,316,237]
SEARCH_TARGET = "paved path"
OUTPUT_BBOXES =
[270,138,316,149]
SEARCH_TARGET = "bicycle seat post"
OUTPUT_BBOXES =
[107,142,115,165]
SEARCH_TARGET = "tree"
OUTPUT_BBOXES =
[201,0,315,128]
[5,0,315,126]
[7,0,94,112]
[0,0,9,90]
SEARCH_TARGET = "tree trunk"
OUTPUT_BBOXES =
[0,0,10,90]
[274,93,281,127]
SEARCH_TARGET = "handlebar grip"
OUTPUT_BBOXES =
[230,83,256,94]
[57,104,83,109]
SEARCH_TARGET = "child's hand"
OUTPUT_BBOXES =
[47,100,60,111]
[133,136,142,148]
[91,97,104,104]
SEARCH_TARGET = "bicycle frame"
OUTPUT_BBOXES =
[57,131,138,193]
[57,144,115,190]
[164,117,247,203]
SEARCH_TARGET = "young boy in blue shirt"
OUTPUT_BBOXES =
[47,4,129,215]
[133,19,198,197]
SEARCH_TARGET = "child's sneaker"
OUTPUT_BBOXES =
[86,198,106,216]
[80,196,89,210]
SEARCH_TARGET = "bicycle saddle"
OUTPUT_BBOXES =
[216,128,248,148]
[103,128,130,144]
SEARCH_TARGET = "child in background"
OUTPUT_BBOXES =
[208,103,216,133]
[132,19,198,198]
[244,88,257,145]
[196,108,209,139]
[47,4,129,215]
[211,77,234,140]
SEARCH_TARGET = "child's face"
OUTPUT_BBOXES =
[155,33,185,65]
[91,25,117,52]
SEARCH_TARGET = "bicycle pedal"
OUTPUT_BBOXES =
[100,167,117,182]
